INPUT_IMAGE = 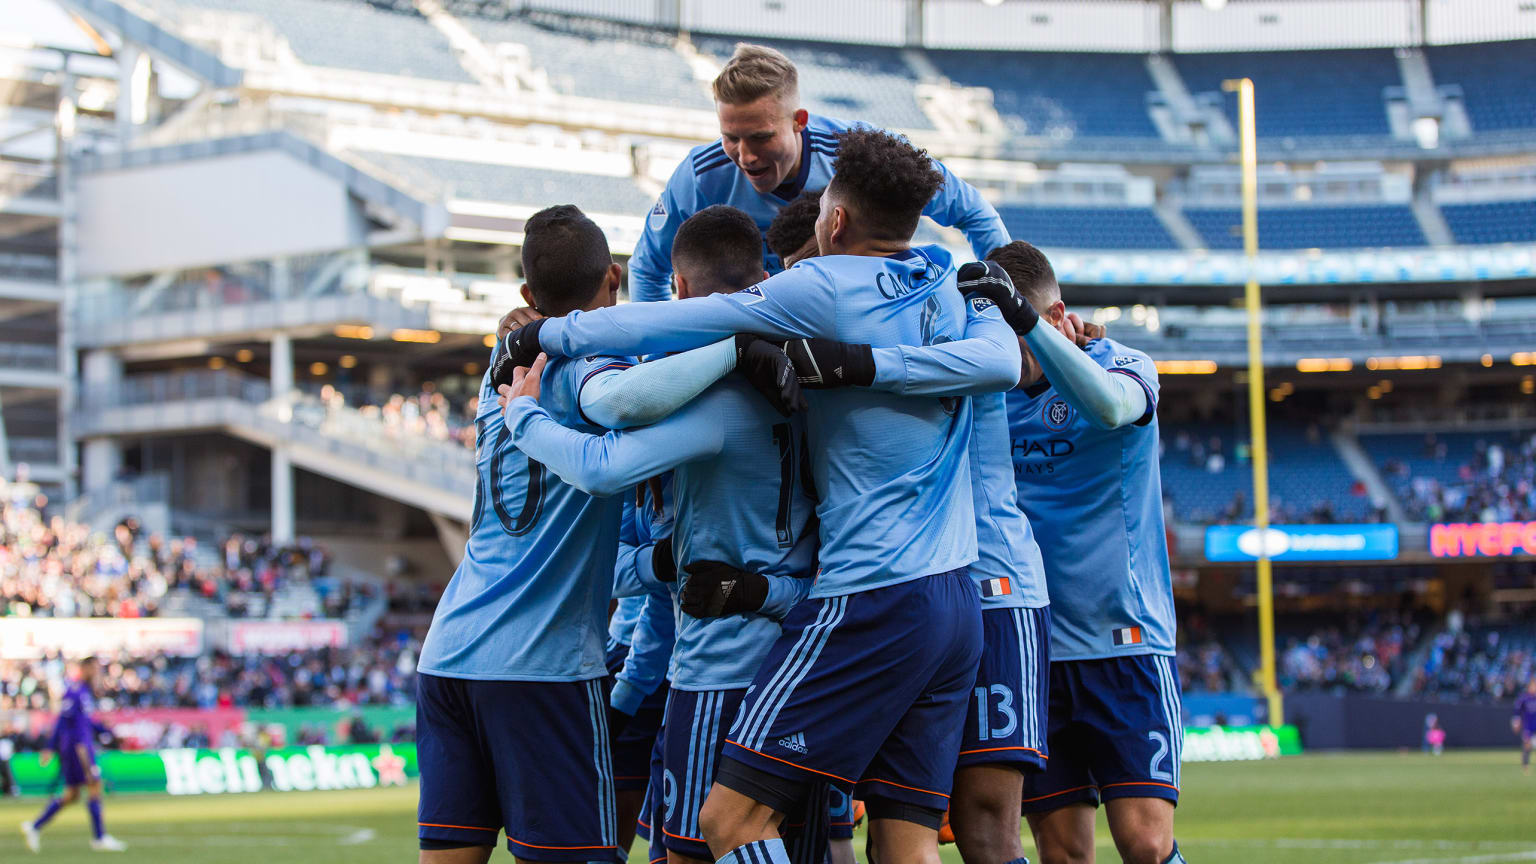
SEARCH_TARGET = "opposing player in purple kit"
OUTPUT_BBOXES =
[970,241,1186,864]
[20,658,127,853]
[1514,678,1536,774]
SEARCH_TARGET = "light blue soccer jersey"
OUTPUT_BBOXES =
[613,479,676,711]
[1005,338,1174,660]
[537,246,1001,598]
[629,113,1010,302]
[869,297,1046,609]
[417,349,634,681]
[505,378,816,691]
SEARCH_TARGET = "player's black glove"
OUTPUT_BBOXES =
[734,335,807,417]
[489,319,548,390]
[956,260,1038,336]
[780,338,875,389]
[679,561,769,618]
[650,535,676,583]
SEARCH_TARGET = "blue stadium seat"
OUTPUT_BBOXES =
[460,14,712,110]
[1440,200,1536,245]
[996,205,1175,250]
[695,36,932,130]
[1161,423,1369,523]
[1426,41,1536,132]
[140,0,477,84]
[1183,206,1426,249]
[1173,49,1399,138]
[350,150,655,214]
[926,50,1159,139]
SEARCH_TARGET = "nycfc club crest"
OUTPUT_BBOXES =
[648,198,667,231]
[1042,397,1073,430]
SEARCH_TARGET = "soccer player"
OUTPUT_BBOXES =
[20,658,126,853]
[980,241,1186,864]
[500,128,1019,864]
[500,205,819,864]
[779,258,1052,864]
[1514,678,1536,774]
[628,43,1008,301]
[765,189,823,270]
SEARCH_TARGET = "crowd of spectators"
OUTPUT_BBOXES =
[309,383,478,452]
[0,631,421,715]
[1,488,367,621]
[1278,612,1422,694]
[1409,616,1535,702]
[1387,432,1536,523]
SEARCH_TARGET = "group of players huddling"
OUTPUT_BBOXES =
[416,44,1184,864]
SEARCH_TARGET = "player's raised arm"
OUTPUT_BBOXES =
[923,156,1010,259]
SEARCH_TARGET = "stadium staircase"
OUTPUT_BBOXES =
[74,370,475,520]
[1329,428,1408,523]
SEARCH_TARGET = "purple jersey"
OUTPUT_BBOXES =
[1516,692,1536,735]
[49,682,99,756]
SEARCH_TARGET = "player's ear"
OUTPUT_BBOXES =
[603,263,623,305]
[1046,300,1066,324]
[674,272,691,300]
[519,284,535,310]
[792,108,808,131]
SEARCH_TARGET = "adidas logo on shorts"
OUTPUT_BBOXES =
[777,732,808,754]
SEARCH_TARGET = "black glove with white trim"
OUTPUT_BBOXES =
[956,260,1038,336]
[781,338,875,389]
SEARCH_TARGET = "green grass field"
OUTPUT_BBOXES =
[0,750,1532,863]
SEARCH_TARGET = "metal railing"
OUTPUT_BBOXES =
[0,342,60,371]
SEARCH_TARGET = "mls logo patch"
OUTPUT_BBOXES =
[1113,355,1141,368]
[737,284,767,305]
[647,198,667,231]
[1042,397,1073,431]
[969,296,999,317]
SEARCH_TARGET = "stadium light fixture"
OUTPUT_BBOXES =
[334,325,374,340]
[1154,360,1218,374]
[1367,355,1442,371]
[235,349,254,363]
[483,334,497,348]
[310,362,328,375]
[464,362,480,376]
[1523,377,1534,395]
[392,328,442,344]
[1296,357,1353,372]
[1513,352,1536,366]
[338,355,358,369]
[208,357,226,370]
[1412,116,1440,150]
[1481,354,1494,367]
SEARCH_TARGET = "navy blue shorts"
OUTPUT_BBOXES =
[720,569,982,814]
[606,641,669,792]
[58,745,96,787]
[416,673,619,860]
[660,687,747,859]
[641,734,666,864]
[1021,655,1183,813]
[959,605,1051,772]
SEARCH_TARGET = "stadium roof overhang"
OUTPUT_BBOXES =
[72,131,450,278]
[57,0,242,90]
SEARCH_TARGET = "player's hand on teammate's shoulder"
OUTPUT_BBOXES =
[733,335,808,417]
[493,320,548,387]
[956,260,1039,335]
[497,354,547,412]
[498,306,544,341]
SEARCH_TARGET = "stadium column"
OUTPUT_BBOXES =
[80,350,122,493]
[271,332,295,543]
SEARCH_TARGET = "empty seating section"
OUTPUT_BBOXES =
[1440,200,1536,245]
[1173,49,1397,138]
[1183,206,1425,250]
[349,150,655,214]
[927,50,1159,139]
[141,0,477,83]
[1361,430,1527,491]
[1426,41,1536,132]
[996,205,1175,250]
[460,14,711,110]
[695,36,932,130]
[1161,423,1369,523]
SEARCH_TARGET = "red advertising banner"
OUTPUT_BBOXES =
[225,620,348,654]
[0,618,204,659]
[25,707,249,750]
[1429,521,1536,558]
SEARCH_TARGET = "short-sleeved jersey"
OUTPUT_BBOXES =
[1005,338,1174,660]
[541,245,982,598]
[418,349,634,681]
[628,113,1010,302]
[1516,691,1536,734]
[50,681,97,751]
[669,380,817,690]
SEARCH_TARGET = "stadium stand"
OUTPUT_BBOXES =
[926,49,1160,139]
[996,205,1176,250]
[694,35,933,131]
[1425,40,1536,132]
[348,149,654,214]
[1365,429,1535,523]
[1440,200,1536,245]
[1182,205,1426,250]
[1412,620,1536,702]
[136,0,478,84]
[454,10,713,110]
[1160,423,1374,524]
[1173,48,1399,139]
